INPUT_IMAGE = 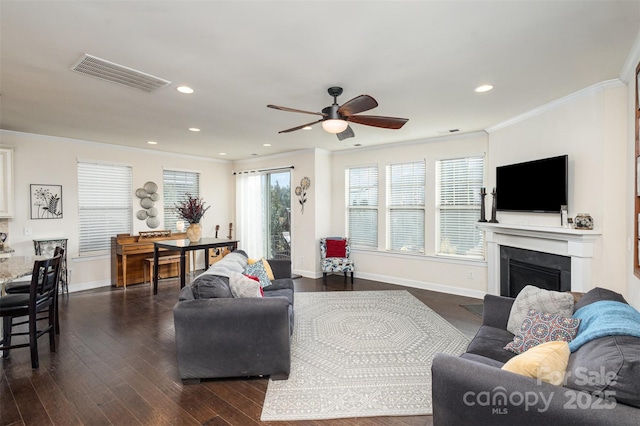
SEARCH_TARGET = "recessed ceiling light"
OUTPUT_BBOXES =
[263,143,271,147]
[302,126,313,130]
[474,84,493,93]
[147,141,158,145]
[218,152,227,156]
[188,128,200,132]
[177,86,194,94]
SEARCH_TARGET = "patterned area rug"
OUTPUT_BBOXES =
[260,290,470,421]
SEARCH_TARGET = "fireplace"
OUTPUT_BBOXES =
[500,246,571,297]
[478,222,600,295]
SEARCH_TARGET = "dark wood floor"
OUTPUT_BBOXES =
[1,273,483,426]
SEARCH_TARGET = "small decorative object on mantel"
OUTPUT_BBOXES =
[574,213,594,230]
[228,223,233,239]
[295,176,311,213]
[489,187,499,223]
[175,193,210,242]
[478,187,487,222]
[135,181,160,228]
[30,184,63,219]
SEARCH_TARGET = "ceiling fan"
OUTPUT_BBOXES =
[267,87,409,141]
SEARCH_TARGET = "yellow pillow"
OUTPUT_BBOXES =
[501,341,570,386]
[247,258,275,280]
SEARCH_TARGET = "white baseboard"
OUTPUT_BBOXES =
[67,279,111,293]
[292,269,485,300]
[354,271,486,300]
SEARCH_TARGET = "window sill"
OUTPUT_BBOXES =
[350,247,486,266]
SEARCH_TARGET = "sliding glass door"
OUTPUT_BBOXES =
[236,170,291,259]
[266,172,291,259]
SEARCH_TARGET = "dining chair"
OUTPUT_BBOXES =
[4,247,64,334]
[0,254,61,368]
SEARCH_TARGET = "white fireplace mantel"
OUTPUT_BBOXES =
[477,222,601,295]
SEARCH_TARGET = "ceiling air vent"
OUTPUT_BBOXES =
[70,54,171,93]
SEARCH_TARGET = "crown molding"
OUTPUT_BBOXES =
[485,79,625,134]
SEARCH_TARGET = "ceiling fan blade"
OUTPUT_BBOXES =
[337,125,355,141]
[267,104,326,116]
[278,119,324,133]
[337,95,378,116]
[346,114,408,129]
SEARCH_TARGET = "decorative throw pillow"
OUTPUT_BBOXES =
[229,273,263,298]
[326,239,347,258]
[248,258,275,280]
[243,274,265,297]
[502,341,570,386]
[244,260,272,288]
[506,285,575,334]
[191,274,232,299]
[504,308,581,354]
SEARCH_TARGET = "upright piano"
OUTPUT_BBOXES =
[111,230,190,287]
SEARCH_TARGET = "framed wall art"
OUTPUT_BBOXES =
[30,184,63,219]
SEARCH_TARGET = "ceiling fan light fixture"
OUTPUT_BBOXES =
[322,119,349,134]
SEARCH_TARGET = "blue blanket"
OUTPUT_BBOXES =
[569,300,640,352]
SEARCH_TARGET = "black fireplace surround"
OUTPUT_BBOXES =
[500,245,571,297]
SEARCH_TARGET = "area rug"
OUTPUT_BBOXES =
[260,290,470,421]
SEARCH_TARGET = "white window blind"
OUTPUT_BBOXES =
[387,161,425,253]
[163,170,200,232]
[77,162,132,256]
[437,156,485,258]
[347,166,378,248]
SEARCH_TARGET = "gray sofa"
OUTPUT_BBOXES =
[432,287,640,425]
[173,250,294,384]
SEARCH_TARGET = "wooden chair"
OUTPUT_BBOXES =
[4,247,64,334]
[0,255,62,368]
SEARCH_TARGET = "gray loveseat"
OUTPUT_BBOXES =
[173,250,294,384]
[432,287,640,425]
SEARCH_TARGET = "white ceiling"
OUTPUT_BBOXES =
[1,1,639,161]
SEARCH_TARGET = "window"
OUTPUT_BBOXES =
[437,156,484,258]
[163,170,200,232]
[77,161,132,256]
[347,165,378,248]
[387,161,426,253]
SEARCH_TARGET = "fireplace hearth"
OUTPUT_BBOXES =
[500,246,571,297]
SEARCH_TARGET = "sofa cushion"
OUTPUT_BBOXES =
[502,341,570,386]
[249,258,275,280]
[265,278,294,292]
[504,308,580,354]
[574,287,628,311]
[465,325,518,363]
[264,288,294,306]
[191,274,232,299]
[460,352,505,368]
[565,335,640,408]
[229,273,263,298]
[244,260,272,288]
[506,285,575,334]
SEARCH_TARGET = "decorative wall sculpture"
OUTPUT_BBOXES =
[30,184,63,219]
[135,181,160,228]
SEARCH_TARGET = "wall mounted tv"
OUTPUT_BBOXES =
[496,155,568,213]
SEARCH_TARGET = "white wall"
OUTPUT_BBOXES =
[232,148,329,278]
[487,82,628,297]
[330,133,489,299]
[1,130,233,292]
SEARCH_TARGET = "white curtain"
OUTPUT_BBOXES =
[236,173,265,258]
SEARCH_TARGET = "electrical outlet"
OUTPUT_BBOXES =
[467,271,474,280]
[24,227,32,236]
[299,256,304,265]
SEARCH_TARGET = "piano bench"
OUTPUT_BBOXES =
[143,255,183,285]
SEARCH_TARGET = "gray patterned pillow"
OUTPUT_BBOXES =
[244,260,272,288]
[506,285,575,334]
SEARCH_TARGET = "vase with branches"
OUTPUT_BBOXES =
[175,193,210,242]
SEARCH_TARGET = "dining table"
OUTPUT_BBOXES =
[0,256,45,294]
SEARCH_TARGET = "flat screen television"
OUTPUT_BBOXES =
[495,155,568,213]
